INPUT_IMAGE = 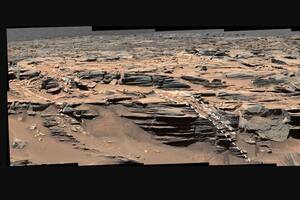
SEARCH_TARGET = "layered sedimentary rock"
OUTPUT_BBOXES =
[7,31,300,166]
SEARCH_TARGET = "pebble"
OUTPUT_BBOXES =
[29,125,37,130]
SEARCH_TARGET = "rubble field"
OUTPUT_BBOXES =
[7,32,300,166]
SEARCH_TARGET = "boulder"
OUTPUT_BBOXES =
[239,106,290,142]
[41,77,60,90]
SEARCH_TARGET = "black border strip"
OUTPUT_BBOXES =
[91,26,300,32]
[0,28,10,168]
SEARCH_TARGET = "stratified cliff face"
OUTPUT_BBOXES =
[7,32,300,166]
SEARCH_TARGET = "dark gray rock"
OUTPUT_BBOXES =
[122,74,153,86]
[61,104,99,119]
[43,117,59,127]
[19,70,41,80]
[121,102,216,146]
[77,70,106,80]
[239,106,290,142]
[240,62,260,68]
[241,104,265,115]
[181,75,209,84]
[61,105,75,115]
[41,77,60,90]
[46,86,62,94]
[252,75,288,87]
[27,110,36,116]
[49,126,65,136]
[74,80,89,90]
[105,155,143,165]
[11,139,27,149]
[121,74,190,89]
[217,92,253,101]
[225,72,256,79]
[8,110,17,115]
[11,160,33,166]
[73,109,99,119]
[195,65,207,71]
[284,56,297,59]
[271,58,287,65]
[159,78,191,89]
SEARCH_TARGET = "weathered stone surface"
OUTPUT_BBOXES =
[181,75,209,84]
[121,102,216,146]
[187,48,229,57]
[10,160,33,166]
[20,70,41,80]
[27,110,36,116]
[121,73,190,89]
[80,55,98,62]
[122,74,152,86]
[77,70,106,80]
[241,103,265,114]
[283,153,300,165]
[61,104,99,119]
[12,139,27,149]
[105,155,143,165]
[239,106,290,142]
[46,86,62,94]
[252,75,288,87]
[271,58,287,65]
[43,117,59,127]
[217,92,253,101]
[41,77,60,90]
[159,77,190,89]
[225,71,256,79]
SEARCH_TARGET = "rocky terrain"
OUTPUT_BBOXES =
[7,31,300,166]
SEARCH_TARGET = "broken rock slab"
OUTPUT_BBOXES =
[252,75,288,87]
[225,71,256,79]
[121,73,191,89]
[239,104,290,142]
[61,104,99,119]
[19,70,41,80]
[217,92,253,101]
[180,75,209,85]
[271,58,287,65]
